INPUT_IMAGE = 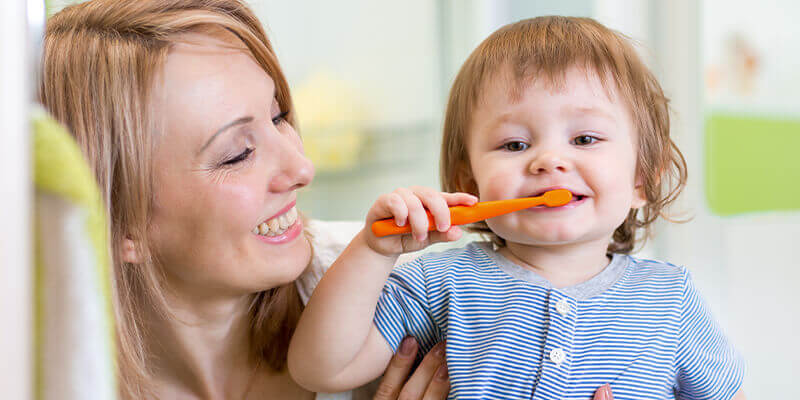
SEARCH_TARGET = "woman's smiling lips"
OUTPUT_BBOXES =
[252,201,303,244]
[255,219,303,244]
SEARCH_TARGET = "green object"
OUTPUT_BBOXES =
[705,112,800,215]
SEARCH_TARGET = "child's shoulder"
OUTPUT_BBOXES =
[617,253,690,288]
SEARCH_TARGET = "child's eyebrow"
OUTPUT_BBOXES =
[564,106,615,121]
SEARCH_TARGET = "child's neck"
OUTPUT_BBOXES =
[499,238,612,288]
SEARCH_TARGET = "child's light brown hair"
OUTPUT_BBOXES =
[441,16,687,253]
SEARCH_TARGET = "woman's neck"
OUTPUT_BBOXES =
[500,237,612,288]
[145,291,257,399]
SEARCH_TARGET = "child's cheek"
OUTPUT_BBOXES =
[480,168,521,201]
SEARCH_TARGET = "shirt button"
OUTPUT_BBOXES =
[550,348,566,365]
[555,299,570,316]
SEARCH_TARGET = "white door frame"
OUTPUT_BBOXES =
[0,0,33,398]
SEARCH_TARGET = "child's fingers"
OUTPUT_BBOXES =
[412,187,452,232]
[370,192,408,227]
[441,192,479,207]
[385,192,409,228]
[426,226,463,245]
[395,188,429,241]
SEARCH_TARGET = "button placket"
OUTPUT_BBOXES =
[532,290,578,400]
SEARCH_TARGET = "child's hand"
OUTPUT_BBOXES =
[364,186,478,256]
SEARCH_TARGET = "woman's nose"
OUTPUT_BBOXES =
[528,149,571,175]
[268,140,315,193]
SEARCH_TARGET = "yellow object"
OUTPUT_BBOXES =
[292,70,367,172]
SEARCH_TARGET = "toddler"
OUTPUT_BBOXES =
[288,16,744,400]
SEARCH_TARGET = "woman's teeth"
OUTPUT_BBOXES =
[253,206,298,236]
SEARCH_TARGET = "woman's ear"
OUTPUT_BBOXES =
[121,238,143,264]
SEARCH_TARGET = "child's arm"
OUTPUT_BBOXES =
[287,187,476,393]
[675,269,745,400]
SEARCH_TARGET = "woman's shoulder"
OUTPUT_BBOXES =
[295,220,364,305]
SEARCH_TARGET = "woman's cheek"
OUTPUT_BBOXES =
[219,182,263,224]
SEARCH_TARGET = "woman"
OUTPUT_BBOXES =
[39,1,448,398]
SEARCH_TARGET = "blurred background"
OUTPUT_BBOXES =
[3,0,798,398]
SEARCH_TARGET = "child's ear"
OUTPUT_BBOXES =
[121,237,143,264]
[632,175,647,209]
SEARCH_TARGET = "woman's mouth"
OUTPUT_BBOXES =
[252,205,299,237]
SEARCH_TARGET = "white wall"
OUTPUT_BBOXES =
[0,0,32,398]
[649,1,800,398]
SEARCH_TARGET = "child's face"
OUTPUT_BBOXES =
[466,65,646,247]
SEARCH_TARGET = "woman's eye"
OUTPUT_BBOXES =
[271,110,289,126]
[221,147,254,166]
[503,141,529,152]
[573,135,598,146]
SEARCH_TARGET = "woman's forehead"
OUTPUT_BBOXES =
[155,35,274,147]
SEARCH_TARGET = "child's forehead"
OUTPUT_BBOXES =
[477,62,623,108]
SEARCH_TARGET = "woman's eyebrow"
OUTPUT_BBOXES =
[198,116,254,154]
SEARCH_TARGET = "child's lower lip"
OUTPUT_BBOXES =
[254,219,303,244]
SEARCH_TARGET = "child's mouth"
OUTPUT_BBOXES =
[528,191,587,209]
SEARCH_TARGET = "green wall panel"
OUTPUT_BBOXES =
[705,112,800,215]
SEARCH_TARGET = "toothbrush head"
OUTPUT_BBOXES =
[542,189,572,207]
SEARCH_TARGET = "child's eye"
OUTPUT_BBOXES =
[272,110,289,126]
[503,141,529,152]
[221,147,254,166]
[572,135,599,146]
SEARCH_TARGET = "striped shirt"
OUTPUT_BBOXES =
[374,242,744,399]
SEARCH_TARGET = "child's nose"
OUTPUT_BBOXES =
[528,151,571,175]
[268,139,315,193]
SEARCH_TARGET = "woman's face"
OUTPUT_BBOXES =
[146,33,314,298]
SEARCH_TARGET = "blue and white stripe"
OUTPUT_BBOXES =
[373,242,744,399]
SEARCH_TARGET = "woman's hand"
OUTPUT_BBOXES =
[593,383,613,399]
[373,337,449,400]
[365,186,477,256]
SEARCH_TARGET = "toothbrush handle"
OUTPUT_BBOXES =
[370,211,437,237]
[371,206,479,237]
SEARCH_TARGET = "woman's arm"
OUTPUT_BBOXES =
[287,188,475,393]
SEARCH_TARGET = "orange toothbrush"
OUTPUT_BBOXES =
[371,189,572,237]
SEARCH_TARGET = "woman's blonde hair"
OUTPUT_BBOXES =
[441,16,688,253]
[39,1,302,397]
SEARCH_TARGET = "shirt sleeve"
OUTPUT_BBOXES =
[373,257,442,356]
[675,269,745,399]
